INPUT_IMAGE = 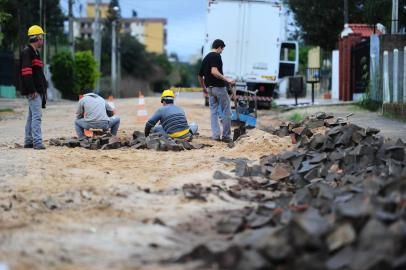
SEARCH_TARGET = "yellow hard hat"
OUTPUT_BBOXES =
[28,25,46,36]
[161,89,175,99]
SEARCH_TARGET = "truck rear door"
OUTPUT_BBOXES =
[204,0,243,79]
[242,1,282,84]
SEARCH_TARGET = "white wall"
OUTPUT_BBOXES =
[332,50,339,100]
[130,22,144,44]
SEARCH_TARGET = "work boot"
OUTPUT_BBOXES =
[33,144,46,150]
[24,143,33,148]
[222,137,233,143]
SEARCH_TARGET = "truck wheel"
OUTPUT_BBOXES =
[259,101,272,110]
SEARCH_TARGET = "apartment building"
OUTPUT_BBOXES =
[73,1,167,54]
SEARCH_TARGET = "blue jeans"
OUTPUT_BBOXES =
[152,122,198,139]
[25,95,43,146]
[209,87,231,140]
[75,116,121,138]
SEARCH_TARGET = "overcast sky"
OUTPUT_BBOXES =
[62,0,207,61]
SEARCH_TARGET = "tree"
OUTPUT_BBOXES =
[152,53,172,76]
[0,0,65,51]
[119,34,153,78]
[99,0,121,75]
[75,37,94,52]
[50,51,76,99]
[74,51,99,94]
[285,0,398,50]
[106,0,121,27]
[0,0,11,23]
[0,0,11,46]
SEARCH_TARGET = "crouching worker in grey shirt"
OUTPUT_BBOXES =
[75,89,120,139]
[144,89,198,141]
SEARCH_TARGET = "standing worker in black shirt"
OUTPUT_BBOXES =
[20,25,48,150]
[198,39,235,143]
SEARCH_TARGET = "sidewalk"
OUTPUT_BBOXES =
[275,97,356,108]
[0,98,24,110]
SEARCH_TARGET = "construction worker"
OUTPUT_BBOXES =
[198,39,235,143]
[20,25,48,150]
[144,90,198,141]
[75,89,120,140]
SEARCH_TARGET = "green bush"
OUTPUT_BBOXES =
[74,51,99,95]
[356,86,382,112]
[50,51,76,100]
[288,112,304,123]
[152,79,170,92]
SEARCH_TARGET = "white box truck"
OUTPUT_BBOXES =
[202,0,299,108]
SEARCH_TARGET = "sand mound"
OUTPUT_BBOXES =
[231,128,293,157]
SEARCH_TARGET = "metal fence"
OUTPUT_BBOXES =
[371,45,406,103]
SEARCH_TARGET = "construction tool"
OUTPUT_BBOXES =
[231,86,258,128]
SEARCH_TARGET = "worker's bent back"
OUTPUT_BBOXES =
[77,93,112,123]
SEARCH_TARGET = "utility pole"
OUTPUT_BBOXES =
[93,0,102,92]
[392,0,399,34]
[111,19,117,97]
[111,6,119,97]
[39,0,44,59]
[42,0,47,69]
[344,0,348,24]
[68,0,75,55]
[40,0,43,27]
[117,34,121,98]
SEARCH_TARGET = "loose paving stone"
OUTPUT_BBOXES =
[213,170,232,180]
[168,112,406,269]
[49,131,209,151]
[269,163,292,181]
[326,247,355,270]
[217,215,245,234]
[182,184,207,202]
[43,196,58,210]
[326,223,356,251]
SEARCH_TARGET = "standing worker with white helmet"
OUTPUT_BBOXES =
[20,25,48,150]
[144,89,198,141]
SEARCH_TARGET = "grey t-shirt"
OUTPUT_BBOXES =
[76,93,113,122]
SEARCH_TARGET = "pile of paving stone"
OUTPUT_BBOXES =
[267,112,353,145]
[49,131,209,151]
[174,122,406,269]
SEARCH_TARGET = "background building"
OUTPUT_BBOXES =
[73,1,167,54]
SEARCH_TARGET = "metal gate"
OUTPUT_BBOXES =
[351,39,370,97]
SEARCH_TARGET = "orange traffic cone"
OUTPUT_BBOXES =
[136,91,148,124]
[107,95,116,113]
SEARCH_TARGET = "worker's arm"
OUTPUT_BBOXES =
[197,75,206,90]
[20,49,36,96]
[211,67,235,85]
[197,63,206,90]
[144,110,161,137]
[105,101,114,117]
[76,99,84,119]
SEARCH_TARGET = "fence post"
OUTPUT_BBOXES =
[404,46,406,103]
[393,49,399,103]
[383,51,390,103]
[370,53,376,100]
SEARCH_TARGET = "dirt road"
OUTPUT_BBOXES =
[0,95,292,270]
[1,95,405,269]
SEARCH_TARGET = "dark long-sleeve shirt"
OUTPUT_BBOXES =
[20,45,48,106]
